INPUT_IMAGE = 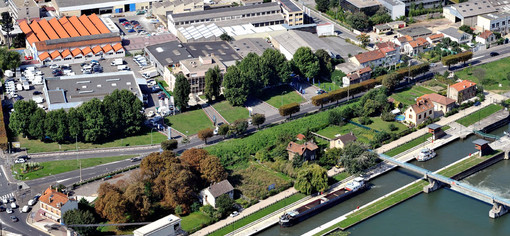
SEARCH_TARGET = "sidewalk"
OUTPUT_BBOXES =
[26,204,65,236]
[192,188,298,235]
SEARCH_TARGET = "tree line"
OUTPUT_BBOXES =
[9,89,144,143]
[441,51,473,69]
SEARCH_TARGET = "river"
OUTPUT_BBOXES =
[257,129,486,236]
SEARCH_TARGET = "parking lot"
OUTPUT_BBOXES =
[112,15,164,38]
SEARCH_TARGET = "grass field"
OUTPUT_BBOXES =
[314,81,341,92]
[390,86,435,106]
[12,155,136,180]
[383,133,433,157]
[181,212,213,233]
[316,123,375,144]
[456,104,503,127]
[212,101,250,124]
[18,131,168,154]
[332,172,350,182]
[351,117,408,133]
[208,193,306,236]
[165,109,213,135]
[455,57,510,91]
[258,85,305,109]
[438,151,500,177]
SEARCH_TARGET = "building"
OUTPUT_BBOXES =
[438,27,473,44]
[271,30,344,60]
[170,55,226,93]
[242,0,264,5]
[153,0,204,17]
[167,2,284,35]
[477,13,510,34]
[378,0,405,20]
[403,37,429,56]
[426,33,444,45]
[52,0,158,16]
[317,23,335,36]
[373,24,392,34]
[39,187,78,223]
[340,0,381,16]
[351,41,400,68]
[342,67,372,86]
[397,27,432,38]
[20,14,123,65]
[443,0,497,27]
[43,71,143,110]
[286,141,318,161]
[200,180,234,208]
[278,0,304,26]
[230,38,271,57]
[8,0,39,22]
[133,214,183,236]
[476,30,496,44]
[447,80,477,103]
[330,132,357,149]
[404,97,435,126]
[418,93,456,115]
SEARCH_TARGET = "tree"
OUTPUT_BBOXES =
[80,98,108,143]
[292,47,320,79]
[155,161,198,213]
[232,119,248,136]
[174,73,191,111]
[44,109,68,143]
[356,33,370,48]
[1,12,13,48]
[315,49,333,77]
[180,148,209,173]
[251,113,266,129]
[63,209,97,236]
[204,66,222,101]
[316,0,330,12]
[347,12,370,31]
[218,123,230,137]
[237,53,263,94]
[294,163,329,194]
[9,100,38,137]
[220,33,233,42]
[140,151,177,179]
[370,8,392,25]
[216,194,234,217]
[459,25,474,35]
[279,102,300,118]
[261,49,291,85]
[102,89,144,137]
[223,65,249,106]
[0,47,20,72]
[340,142,379,174]
[161,139,178,151]
[27,108,46,140]
[321,147,342,168]
[199,155,227,184]
[198,128,214,144]
[67,107,83,141]
[382,72,399,92]
[94,183,128,223]
[311,93,330,108]
[123,181,151,221]
[328,109,344,126]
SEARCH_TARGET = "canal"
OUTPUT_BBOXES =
[257,131,483,235]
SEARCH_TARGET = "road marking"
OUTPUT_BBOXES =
[57,177,73,183]
[472,56,483,60]
[0,193,14,200]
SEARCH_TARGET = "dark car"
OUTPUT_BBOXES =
[33,91,42,95]
[385,31,393,35]
[9,197,15,202]
[490,52,499,57]
[119,18,127,23]
[0,206,5,212]
[10,216,18,222]
[474,101,481,106]
[130,157,141,162]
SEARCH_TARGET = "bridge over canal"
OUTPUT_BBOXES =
[378,153,510,218]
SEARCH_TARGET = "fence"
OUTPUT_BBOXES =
[348,120,380,133]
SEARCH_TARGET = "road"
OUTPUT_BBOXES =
[2,44,510,235]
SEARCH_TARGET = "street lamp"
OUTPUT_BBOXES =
[49,173,57,188]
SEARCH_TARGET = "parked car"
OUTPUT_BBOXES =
[34,194,41,200]
[474,101,481,106]
[33,91,42,95]
[0,206,5,212]
[490,52,499,57]
[2,199,8,204]
[130,157,141,162]
[10,216,18,222]
[9,197,15,202]
[22,205,30,213]
[6,208,12,214]
[119,18,128,23]
[49,64,59,69]
[230,211,239,217]
[14,158,25,164]
[10,202,16,209]
[28,199,36,206]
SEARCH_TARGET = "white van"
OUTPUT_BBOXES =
[28,199,35,206]
[22,205,29,213]
[117,65,129,71]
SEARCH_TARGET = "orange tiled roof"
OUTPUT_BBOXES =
[34,36,121,51]
[61,49,71,58]
[29,21,49,41]
[79,15,100,35]
[286,141,318,155]
[478,30,493,39]
[419,93,455,106]
[48,18,70,39]
[82,47,92,55]
[102,44,113,52]
[411,98,434,114]
[40,188,69,209]
[38,52,50,60]
[50,50,60,59]
[359,67,372,74]
[354,50,385,64]
[89,14,110,34]
[113,43,123,52]
[92,45,102,54]
[26,33,39,45]
[38,19,59,40]
[450,80,476,92]
[68,16,90,36]
[296,133,305,140]
[19,20,32,34]
[71,48,82,56]
[428,33,443,40]
[59,17,80,37]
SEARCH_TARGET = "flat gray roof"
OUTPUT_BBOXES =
[345,0,380,8]
[169,2,281,23]
[184,41,242,63]
[479,12,510,20]
[427,124,442,130]
[439,27,468,40]
[279,0,301,12]
[231,38,271,57]
[145,41,193,66]
[397,27,432,37]
[379,0,405,6]
[55,0,120,8]
[473,139,490,146]
[45,71,142,105]
[449,0,497,18]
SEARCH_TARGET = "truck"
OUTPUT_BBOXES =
[110,58,123,66]
[117,65,130,71]
[142,70,159,79]
[22,81,30,90]
[16,83,23,91]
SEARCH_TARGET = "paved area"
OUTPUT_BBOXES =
[201,102,228,126]
[122,34,177,51]
[320,36,366,58]
[291,78,318,102]
[27,203,65,236]
[73,171,133,197]
[244,97,279,117]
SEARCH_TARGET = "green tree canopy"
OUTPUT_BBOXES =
[315,49,333,77]
[204,66,222,101]
[63,209,97,236]
[292,47,320,79]
[223,65,249,106]
[294,163,329,194]
[174,73,191,111]
[348,12,370,31]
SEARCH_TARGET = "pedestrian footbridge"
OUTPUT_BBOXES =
[378,153,510,218]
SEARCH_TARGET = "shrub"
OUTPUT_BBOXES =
[200,205,215,218]
[161,139,178,150]
[381,112,395,122]
[279,103,300,117]
[359,116,372,125]
[388,123,398,131]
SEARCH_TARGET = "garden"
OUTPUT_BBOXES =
[258,85,305,109]
[165,108,213,135]
[456,104,503,127]
[455,57,510,91]
[212,100,250,124]
[390,85,436,106]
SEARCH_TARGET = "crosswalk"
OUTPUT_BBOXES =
[0,193,15,200]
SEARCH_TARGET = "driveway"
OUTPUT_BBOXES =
[290,78,317,101]
[244,97,279,117]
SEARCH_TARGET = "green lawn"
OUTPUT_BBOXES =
[12,155,136,180]
[455,57,510,91]
[332,172,350,182]
[390,86,435,106]
[258,85,305,109]
[316,123,375,144]
[165,109,213,135]
[18,131,168,154]
[208,193,306,236]
[351,117,408,133]
[383,133,433,157]
[438,151,500,177]
[212,101,250,124]
[181,212,213,233]
[314,81,342,92]
[456,104,503,127]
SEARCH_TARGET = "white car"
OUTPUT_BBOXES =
[14,158,25,164]
[49,64,59,69]
[10,202,16,209]
[2,199,8,204]
[6,208,12,214]
[230,211,239,217]
[214,126,219,135]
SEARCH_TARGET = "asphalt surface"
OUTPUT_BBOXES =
[2,44,510,235]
